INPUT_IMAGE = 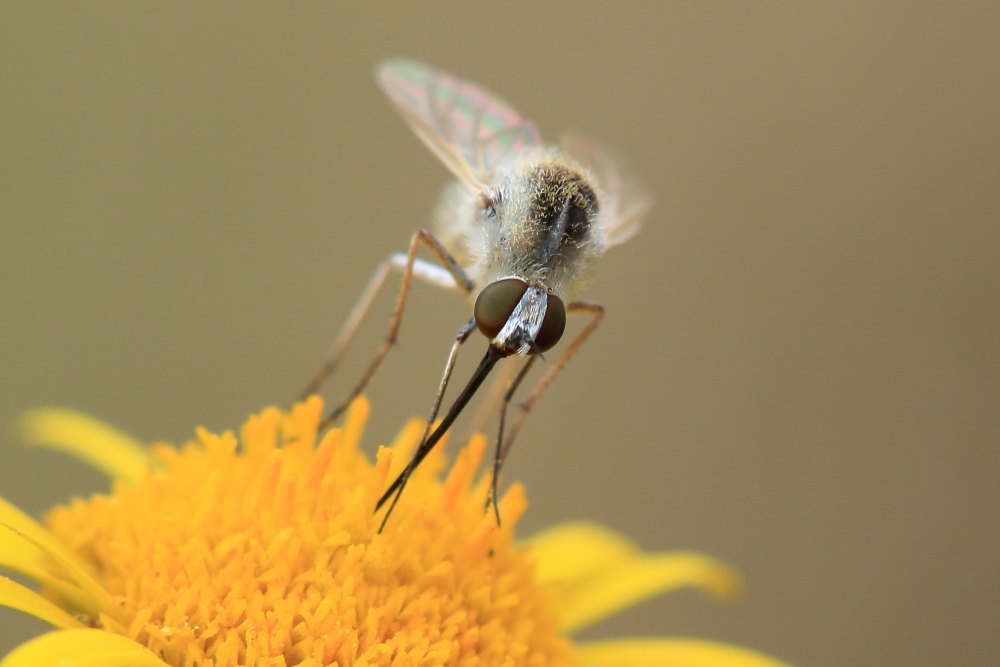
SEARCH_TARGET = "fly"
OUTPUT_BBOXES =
[301,58,651,531]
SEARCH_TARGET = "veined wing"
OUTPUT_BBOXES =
[376,58,542,192]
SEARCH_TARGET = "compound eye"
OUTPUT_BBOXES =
[475,278,528,339]
[534,293,566,352]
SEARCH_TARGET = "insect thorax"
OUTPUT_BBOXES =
[469,155,603,299]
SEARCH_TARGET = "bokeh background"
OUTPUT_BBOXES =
[3,3,998,665]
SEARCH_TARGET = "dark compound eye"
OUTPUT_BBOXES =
[475,278,528,339]
[534,293,566,352]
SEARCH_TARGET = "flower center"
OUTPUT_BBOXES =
[44,397,574,666]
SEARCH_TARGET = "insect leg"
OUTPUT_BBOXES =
[412,316,477,468]
[376,346,502,532]
[375,317,475,533]
[485,355,537,525]
[468,355,523,436]
[495,300,606,487]
[299,261,392,401]
[304,229,474,428]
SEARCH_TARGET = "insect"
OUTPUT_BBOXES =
[301,57,650,531]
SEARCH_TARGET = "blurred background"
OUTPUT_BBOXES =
[2,3,998,665]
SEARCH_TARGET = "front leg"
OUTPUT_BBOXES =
[485,301,606,522]
[300,229,474,428]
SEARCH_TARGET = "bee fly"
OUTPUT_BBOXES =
[301,58,651,531]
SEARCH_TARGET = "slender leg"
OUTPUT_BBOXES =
[299,262,392,400]
[485,355,537,524]
[375,318,475,534]
[486,301,606,521]
[301,229,474,429]
[376,347,503,532]
[412,316,478,467]
[468,355,523,436]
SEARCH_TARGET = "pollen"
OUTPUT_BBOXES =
[42,397,574,666]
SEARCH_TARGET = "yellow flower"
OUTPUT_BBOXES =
[1,397,791,667]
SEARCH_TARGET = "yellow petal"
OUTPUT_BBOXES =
[20,408,151,483]
[528,522,740,634]
[0,575,84,630]
[576,638,793,667]
[0,525,93,612]
[0,629,171,667]
[558,550,741,633]
[0,517,50,579]
[527,521,640,584]
[0,499,113,615]
[0,515,91,609]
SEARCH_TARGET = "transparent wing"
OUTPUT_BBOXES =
[561,135,652,247]
[376,58,542,192]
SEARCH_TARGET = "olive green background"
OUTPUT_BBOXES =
[2,3,998,665]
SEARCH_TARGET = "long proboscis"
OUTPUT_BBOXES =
[375,346,502,513]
